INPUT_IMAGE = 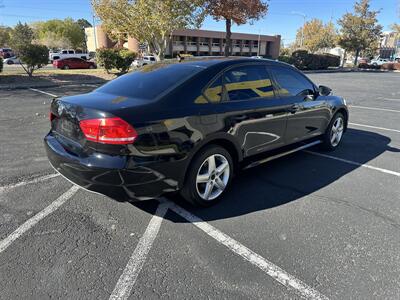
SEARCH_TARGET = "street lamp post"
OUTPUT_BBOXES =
[291,11,307,48]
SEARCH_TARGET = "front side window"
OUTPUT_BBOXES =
[270,66,315,97]
[224,65,274,101]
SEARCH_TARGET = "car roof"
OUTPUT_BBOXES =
[179,57,292,69]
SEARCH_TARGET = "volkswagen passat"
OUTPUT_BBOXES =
[45,58,348,206]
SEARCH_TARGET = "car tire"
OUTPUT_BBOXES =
[89,65,95,69]
[63,65,70,70]
[321,112,345,151]
[7,60,13,65]
[180,145,233,207]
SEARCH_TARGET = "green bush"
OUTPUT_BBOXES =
[19,44,49,76]
[114,48,136,74]
[96,48,137,74]
[290,50,340,70]
[0,57,3,73]
[278,55,294,65]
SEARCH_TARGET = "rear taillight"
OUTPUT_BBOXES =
[79,117,137,145]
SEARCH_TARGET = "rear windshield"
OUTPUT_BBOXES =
[96,63,202,100]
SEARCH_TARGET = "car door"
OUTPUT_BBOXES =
[269,65,330,144]
[212,64,290,157]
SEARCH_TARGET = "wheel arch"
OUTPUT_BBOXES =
[336,107,348,131]
[180,134,243,188]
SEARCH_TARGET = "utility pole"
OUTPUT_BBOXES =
[291,11,306,48]
[92,14,98,50]
[257,29,261,56]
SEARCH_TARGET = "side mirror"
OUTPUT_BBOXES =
[319,85,332,96]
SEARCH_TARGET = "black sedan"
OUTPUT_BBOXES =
[45,58,348,206]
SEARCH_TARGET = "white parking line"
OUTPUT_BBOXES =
[349,122,400,134]
[304,151,400,177]
[168,202,329,300]
[0,185,78,254]
[0,173,60,194]
[109,202,170,300]
[350,105,400,113]
[381,98,400,102]
[29,88,58,98]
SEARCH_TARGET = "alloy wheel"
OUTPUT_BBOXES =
[330,117,344,147]
[196,154,230,201]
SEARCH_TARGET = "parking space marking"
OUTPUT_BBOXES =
[381,98,400,102]
[0,185,78,254]
[304,151,400,177]
[29,88,58,98]
[109,202,170,300]
[350,105,400,113]
[0,173,60,194]
[167,201,329,300]
[349,122,400,134]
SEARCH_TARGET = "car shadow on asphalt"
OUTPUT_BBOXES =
[132,128,399,222]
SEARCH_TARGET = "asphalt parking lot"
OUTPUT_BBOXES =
[0,72,399,299]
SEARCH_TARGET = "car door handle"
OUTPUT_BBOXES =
[233,115,247,121]
[288,104,299,114]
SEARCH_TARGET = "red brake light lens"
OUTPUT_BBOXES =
[79,117,137,145]
[49,111,56,121]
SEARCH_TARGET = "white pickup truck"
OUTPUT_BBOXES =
[49,49,90,62]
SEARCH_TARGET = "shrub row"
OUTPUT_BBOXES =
[278,50,340,70]
[0,57,3,73]
[358,63,400,70]
[96,48,137,74]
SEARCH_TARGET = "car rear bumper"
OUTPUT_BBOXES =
[44,133,180,201]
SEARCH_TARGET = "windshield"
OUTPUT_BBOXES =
[96,63,202,100]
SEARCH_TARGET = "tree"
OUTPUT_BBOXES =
[76,19,92,29]
[392,23,400,40]
[0,26,12,47]
[92,0,206,60]
[33,18,86,49]
[295,19,337,53]
[338,0,382,66]
[18,44,49,77]
[205,0,268,56]
[9,22,34,54]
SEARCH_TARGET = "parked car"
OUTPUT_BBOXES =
[370,57,391,66]
[53,58,96,69]
[357,57,369,64]
[49,49,90,62]
[3,56,21,65]
[132,55,157,67]
[0,48,14,59]
[45,58,348,207]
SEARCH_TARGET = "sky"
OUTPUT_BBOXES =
[0,0,399,45]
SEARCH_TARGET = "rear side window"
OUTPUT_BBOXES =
[150,57,156,61]
[203,76,223,103]
[224,65,275,101]
[96,64,202,100]
[270,66,315,97]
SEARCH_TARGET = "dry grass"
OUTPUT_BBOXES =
[0,65,119,87]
